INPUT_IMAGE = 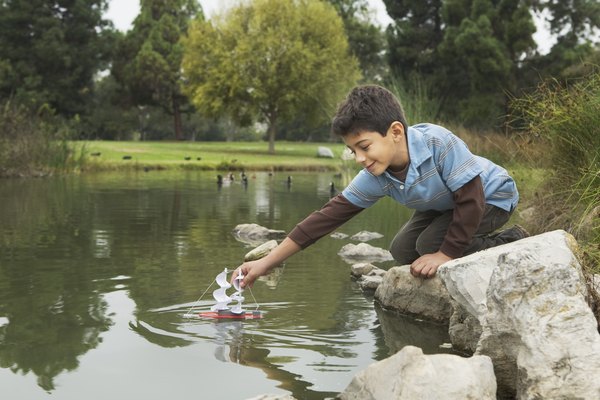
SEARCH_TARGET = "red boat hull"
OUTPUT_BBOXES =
[199,310,263,320]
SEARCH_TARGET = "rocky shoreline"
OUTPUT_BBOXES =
[234,225,600,399]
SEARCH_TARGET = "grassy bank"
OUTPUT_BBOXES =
[78,140,348,172]
[76,137,548,225]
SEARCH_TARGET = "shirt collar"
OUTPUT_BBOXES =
[405,125,431,169]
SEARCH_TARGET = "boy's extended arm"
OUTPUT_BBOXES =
[234,194,364,287]
[235,237,301,288]
[287,194,364,248]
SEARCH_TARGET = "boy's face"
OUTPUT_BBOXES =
[343,122,408,176]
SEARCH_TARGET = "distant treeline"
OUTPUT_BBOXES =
[0,0,598,143]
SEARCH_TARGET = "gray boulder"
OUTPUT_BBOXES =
[244,240,278,261]
[350,262,377,277]
[338,243,393,263]
[375,265,453,324]
[232,223,286,246]
[350,262,387,291]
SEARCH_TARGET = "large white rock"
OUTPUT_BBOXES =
[439,230,600,399]
[375,265,452,323]
[339,345,496,400]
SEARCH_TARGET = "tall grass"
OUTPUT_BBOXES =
[512,72,600,272]
[387,76,442,125]
[0,101,85,177]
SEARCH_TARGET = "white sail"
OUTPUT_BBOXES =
[210,269,232,312]
[229,273,245,314]
[210,287,232,311]
[232,273,243,292]
[215,269,231,289]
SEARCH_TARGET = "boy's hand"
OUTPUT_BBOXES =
[410,251,452,278]
[232,259,272,289]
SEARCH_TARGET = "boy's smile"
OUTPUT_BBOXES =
[343,121,409,176]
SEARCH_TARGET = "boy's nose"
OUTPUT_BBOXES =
[355,153,366,163]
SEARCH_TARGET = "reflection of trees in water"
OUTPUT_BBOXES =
[0,172,419,397]
[0,179,115,391]
[0,291,111,391]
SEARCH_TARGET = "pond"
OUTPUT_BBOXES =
[0,171,454,400]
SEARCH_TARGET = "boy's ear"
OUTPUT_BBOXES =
[390,121,405,140]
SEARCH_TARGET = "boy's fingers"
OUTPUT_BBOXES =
[426,265,438,278]
[410,262,422,277]
[241,274,254,289]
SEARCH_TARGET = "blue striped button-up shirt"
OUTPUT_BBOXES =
[342,123,519,212]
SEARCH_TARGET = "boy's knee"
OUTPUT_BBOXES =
[389,242,417,265]
[415,237,437,257]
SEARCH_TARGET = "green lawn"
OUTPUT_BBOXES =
[76,140,349,171]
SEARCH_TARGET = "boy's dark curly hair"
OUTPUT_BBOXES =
[331,85,408,137]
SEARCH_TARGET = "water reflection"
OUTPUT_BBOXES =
[374,303,458,356]
[0,171,446,399]
[131,301,343,399]
[0,284,112,391]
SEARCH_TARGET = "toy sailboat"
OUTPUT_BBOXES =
[198,268,263,320]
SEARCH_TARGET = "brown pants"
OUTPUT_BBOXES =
[389,205,512,264]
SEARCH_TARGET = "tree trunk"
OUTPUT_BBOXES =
[173,98,183,141]
[267,116,277,154]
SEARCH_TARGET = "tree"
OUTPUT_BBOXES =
[327,0,388,82]
[533,0,600,44]
[437,0,536,127]
[0,0,114,116]
[523,0,600,80]
[383,0,444,80]
[439,12,512,126]
[182,0,361,154]
[383,0,536,128]
[112,0,202,140]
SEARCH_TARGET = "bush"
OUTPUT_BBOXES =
[0,101,84,177]
[512,72,600,270]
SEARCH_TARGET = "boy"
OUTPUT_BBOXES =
[234,85,527,288]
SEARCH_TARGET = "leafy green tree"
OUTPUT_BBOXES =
[0,0,114,116]
[533,0,600,44]
[327,0,388,82]
[182,0,361,154]
[524,0,600,80]
[79,75,140,140]
[384,0,536,128]
[112,0,202,140]
[383,0,444,80]
[438,0,536,126]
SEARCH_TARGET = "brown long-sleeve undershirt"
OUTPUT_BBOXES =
[287,172,485,259]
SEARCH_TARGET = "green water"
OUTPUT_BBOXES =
[0,171,452,399]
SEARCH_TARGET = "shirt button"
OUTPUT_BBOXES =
[399,185,404,190]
